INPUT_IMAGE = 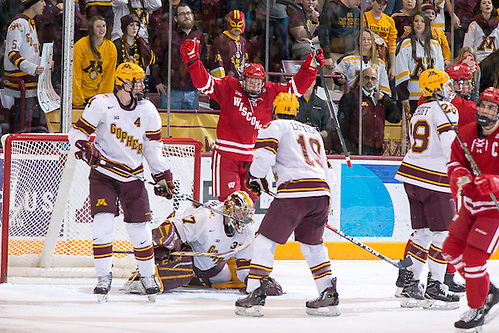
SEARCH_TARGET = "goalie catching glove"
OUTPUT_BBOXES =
[74,140,101,168]
[245,173,269,196]
[449,166,473,198]
[152,170,176,199]
[475,174,499,196]
[180,37,200,65]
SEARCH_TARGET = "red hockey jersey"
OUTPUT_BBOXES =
[187,59,318,161]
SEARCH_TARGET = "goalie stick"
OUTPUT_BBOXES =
[325,224,412,269]
[276,0,352,168]
[432,91,499,211]
[114,237,256,259]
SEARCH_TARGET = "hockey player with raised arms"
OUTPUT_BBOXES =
[68,62,175,302]
[234,93,337,317]
[180,37,325,202]
[443,87,499,330]
[394,69,461,310]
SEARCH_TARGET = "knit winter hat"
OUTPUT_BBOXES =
[121,14,141,33]
[22,0,42,10]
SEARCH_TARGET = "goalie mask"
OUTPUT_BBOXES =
[475,87,499,127]
[222,191,255,237]
[115,62,146,101]
[242,63,266,98]
[419,68,454,102]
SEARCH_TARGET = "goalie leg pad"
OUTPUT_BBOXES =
[156,251,194,292]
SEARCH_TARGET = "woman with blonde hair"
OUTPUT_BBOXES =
[73,16,117,106]
[333,28,391,96]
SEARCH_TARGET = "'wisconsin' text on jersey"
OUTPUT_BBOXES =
[233,96,262,130]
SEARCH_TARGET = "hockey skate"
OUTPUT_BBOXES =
[94,272,112,303]
[423,275,460,310]
[444,272,466,295]
[484,283,499,324]
[455,306,485,332]
[305,277,340,316]
[400,270,425,308]
[394,268,407,298]
[235,277,268,317]
[140,275,160,303]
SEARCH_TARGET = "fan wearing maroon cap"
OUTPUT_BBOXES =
[180,37,325,201]
[443,86,499,330]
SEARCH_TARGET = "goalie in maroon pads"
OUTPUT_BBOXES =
[443,87,499,330]
[126,191,283,294]
[180,36,325,202]
[68,61,175,302]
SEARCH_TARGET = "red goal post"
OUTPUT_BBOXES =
[1,134,201,283]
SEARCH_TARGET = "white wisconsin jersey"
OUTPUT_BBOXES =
[3,16,41,98]
[463,22,499,63]
[68,93,166,182]
[395,100,458,192]
[111,0,162,41]
[168,201,255,271]
[250,119,335,199]
[395,39,444,102]
[334,55,391,96]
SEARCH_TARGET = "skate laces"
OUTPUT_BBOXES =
[438,281,450,295]
[140,275,157,289]
[96,273,112,288]
[460,308,480,322]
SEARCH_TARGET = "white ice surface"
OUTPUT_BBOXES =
[1,260,499,333]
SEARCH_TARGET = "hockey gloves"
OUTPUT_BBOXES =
[180,37,200,65]
[246,174,269,196]
[475,174,499,196]
[449,166,473,198]
[74,140,101,168]
[152,170,176,199]
[303,48,325,70]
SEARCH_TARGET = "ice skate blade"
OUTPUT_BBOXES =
[96,294,108,303]
[423,299,459,310]
[394,287,403,298]
[147,294,157,303]
[400,298,423,308]
[235,305,264,317]
[455,326,483,333]
[305,306,341,317]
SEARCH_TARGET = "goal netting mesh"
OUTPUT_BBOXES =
[1,134,201,279]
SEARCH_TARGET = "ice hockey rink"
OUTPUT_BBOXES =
[0,260,498,333]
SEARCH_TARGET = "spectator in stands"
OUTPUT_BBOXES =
[421,2,451,66]
[80,0,114,39]
[3,0,48,133]
[363,0,397,80]
[391,0,420,43]
[453,0,479,58]
[452,47,480,103]
[317,0,361,85]
[148,0,181,52]
[334,28,391,96]
[336,67,400,155]
[113,14,155,70]
[110,0,161,42]
[395,11,444,114]
[463,0,499,63]
[0,0,24,77]
[151,2,207,110]
[208,10,249,109]
[73,16,117,106]
[289,0,321,60]
[296,79,331,141]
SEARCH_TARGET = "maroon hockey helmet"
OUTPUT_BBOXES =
[243,63,266,79]
[445,63,473,81]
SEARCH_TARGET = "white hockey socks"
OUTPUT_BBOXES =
[246,235,277,293]
[92,213,115,277]
[125,222,155,277]
[300,242,333,293]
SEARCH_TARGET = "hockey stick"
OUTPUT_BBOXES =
[276,0,352,168]
[325,224,413,269]
[432,92,499,211]
[114,237,256,259]
[99,160,168,192]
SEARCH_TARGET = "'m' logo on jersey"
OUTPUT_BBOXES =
[233,97,262,130]
[96,199,107,206]
[110,123,143,154]
[83,60,103,79]
[411,57,435,80]
[477,36,497,52]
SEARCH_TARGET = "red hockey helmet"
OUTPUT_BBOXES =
[243,63,266,79]
[445,63,473,81]
[479,87,499,106]
[476,87,499,126]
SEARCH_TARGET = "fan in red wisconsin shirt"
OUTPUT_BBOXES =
[180,37,324,201]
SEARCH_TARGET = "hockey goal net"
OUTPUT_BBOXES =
[0,134,201,282]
